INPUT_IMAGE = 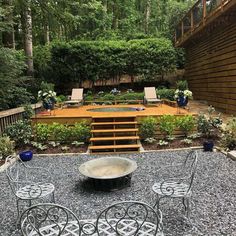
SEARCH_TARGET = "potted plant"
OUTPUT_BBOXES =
[0,136,15,165]
[197,106,222,151]
[174,80,193,107]
[38,82,57,110]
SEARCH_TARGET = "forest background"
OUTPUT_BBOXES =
[0,0,194,110]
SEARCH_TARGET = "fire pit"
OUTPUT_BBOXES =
[79,157,137,191]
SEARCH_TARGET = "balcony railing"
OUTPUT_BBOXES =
[175,0,232,46]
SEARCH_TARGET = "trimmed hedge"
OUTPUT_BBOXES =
[34,38,176,87]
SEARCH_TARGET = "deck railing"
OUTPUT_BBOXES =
[0,103,42,135]
[175,0,232,46]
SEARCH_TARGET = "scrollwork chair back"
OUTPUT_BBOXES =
[20,203,81,236]
[96,201,163,236]
[5,155,55,224]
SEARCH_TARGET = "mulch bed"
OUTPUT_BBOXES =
[16,144,88,155]
[142,137,220,150]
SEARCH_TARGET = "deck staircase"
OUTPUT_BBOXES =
[89,116,141,154]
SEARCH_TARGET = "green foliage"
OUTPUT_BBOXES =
[176,80,188,91]
[197,106,222,138]
[0,47,33,110]
[118,92,144,101]
[23,104,34,120]
[0,136,15,159]
[181,138,193,145]
[220,118,236,150]
[34,122,91,144]
[140,117,157,139]
[157,88,175,101]
[72,122,91,142]
[102,94,116,101]
[35,123,51,143]
[37,38,176,87]
[177,115,196,137]
[56,95,67,103]
[50,123,72,143]
[5,120,32,147]
[158,115,176,138]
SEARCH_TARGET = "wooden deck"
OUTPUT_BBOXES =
[32,104,193,124]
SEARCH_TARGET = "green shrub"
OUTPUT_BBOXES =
[157,89,175,101]
[0,136,15,159]
[176,115,196,137]
[5,120,32,146]
[36,38,176,88]
[50,123,72,143]
[72,122,91,142]
[118,92,144,101]
[197,106,222,138]
[220,118,236,150]
[35,123,51,143]
[158,115,176,138]
[101,94,116,101]
[140,117,157,139]
[56,95,67,103]
[176,80,188,90]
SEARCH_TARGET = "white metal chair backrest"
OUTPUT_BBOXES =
[20,203,81,236]
[5,156,30,196]
[96,201,163,235]
[144,87,157,99]
[71,88,83,101]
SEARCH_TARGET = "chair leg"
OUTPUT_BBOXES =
[183,197,190,219]
[16,198,21,225]
[52,192,55,203]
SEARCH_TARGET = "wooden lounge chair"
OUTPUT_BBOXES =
[144,87,162,105]
[64,88,84,107]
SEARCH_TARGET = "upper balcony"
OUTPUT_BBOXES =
[175,0,236,47]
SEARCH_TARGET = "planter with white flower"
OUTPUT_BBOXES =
[174,89,192,107]
[38,90,57,110]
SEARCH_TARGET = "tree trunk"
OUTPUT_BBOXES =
[44,24,50,45]
[112,2,119,30]
[21,1,34,76]
[144,0,151,34]
[2,0,15,48]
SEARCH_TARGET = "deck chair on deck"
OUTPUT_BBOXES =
[144,87,162,105]
[64,88,84,107]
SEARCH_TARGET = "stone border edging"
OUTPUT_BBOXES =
[0,156,17,173]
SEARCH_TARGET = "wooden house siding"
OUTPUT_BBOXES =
[185,21,236,114]
[176,0,236,114]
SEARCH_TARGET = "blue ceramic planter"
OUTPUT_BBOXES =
[177,96,188,107]
[203,140,214,152]
[19,150,33,161]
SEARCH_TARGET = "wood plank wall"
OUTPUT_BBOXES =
[184,22,236,114]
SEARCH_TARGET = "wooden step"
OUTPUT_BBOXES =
[91,128,138,133]
[92,116,136,119]
[89,144,141,150]
[91,121,137,126]
[90,136,139,141]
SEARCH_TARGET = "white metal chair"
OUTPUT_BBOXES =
[152,150,198,218]
[20,201,164,235]
[64,88,84,107]
[144,87,162,105]
[5,156,55,224]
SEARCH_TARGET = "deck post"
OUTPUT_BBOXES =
[190,9,194,32]
[203,0,206,25]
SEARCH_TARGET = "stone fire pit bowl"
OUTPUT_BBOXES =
[79,157,137,191]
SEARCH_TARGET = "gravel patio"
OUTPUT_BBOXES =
[0,150,235,236]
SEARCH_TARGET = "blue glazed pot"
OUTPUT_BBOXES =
[43,99,55,110]
[203,140,214,152]
[19,150,33,161]
[177,96,188,107]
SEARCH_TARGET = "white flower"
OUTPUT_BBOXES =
[184,90,192,97]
